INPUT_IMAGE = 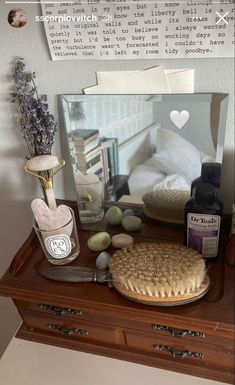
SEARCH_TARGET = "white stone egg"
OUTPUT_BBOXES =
[96,251,111,270]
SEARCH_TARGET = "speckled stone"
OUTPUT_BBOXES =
[112,234,134,248]
[105,206,123,225]
[123,208,135,217]
[121,216,142,232]
[96,251,111,270]
[87,232,111,252]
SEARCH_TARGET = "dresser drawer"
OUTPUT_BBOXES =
[17,300,88,319]
[21,310,125,346]
[15,300,113,326]
[125,330,234,369]
[15,300,234,350]
[124,317,234,348]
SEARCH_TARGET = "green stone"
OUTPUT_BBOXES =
[87,232,111,252]
[105,206,123,225]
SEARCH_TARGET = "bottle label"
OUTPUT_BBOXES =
[45,234,71,259]
[187,213,220,258]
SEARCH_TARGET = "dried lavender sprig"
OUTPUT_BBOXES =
[12,57,57,158]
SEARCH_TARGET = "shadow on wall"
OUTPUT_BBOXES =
[0,299,22,358]
[0,181,33,357]
[0,168,35,357]
[0,85,38,356]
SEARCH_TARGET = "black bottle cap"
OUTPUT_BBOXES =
[201,162,221,180]
[195,182,216,205]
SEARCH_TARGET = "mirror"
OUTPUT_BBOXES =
[60,93,228,231]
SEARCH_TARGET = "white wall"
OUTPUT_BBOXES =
[0,2,234,366]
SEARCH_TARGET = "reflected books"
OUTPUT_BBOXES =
[100,137,119,184]
[71,129,100,154]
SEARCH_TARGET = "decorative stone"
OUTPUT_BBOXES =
[121,216,142,232]
[87,232,111,252]
[96,251,111,270]
[123,208,135,217]
[31,199,73,236]
[26,155,60,172]
[112,234,134,248]
[105,206,123,225]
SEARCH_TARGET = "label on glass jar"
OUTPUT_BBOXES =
[187,213,221,258]
[45,234,72,259]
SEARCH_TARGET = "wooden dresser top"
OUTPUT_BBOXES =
[0,203,234,334]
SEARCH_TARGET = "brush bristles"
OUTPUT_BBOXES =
[109,243,206,298]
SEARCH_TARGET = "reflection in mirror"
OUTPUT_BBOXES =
[60,94,228,229]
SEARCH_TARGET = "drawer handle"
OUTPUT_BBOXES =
[151,324,205,339]
[48,323,88,336]
[40,304,83,317]
[153,344,204,360]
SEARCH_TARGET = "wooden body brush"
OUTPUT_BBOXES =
[109,242,209,306]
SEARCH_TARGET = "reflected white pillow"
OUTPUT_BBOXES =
[153,174,190,192]
[201,153,216,163]
[128,162,165,196]
[152,128,202,182]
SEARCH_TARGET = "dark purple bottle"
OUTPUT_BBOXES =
[190,162,221,197]
[185,182,223,258]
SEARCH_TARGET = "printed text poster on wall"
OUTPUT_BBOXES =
[40,1,234,61]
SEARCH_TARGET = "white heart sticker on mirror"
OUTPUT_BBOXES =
[170,110,190,129]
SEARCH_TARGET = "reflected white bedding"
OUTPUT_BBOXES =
[129,158,190,196]
[128,158,165,196]
[128,128,214,197]
[153,174,190,192]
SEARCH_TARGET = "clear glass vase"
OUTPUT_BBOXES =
[34,207,80,265]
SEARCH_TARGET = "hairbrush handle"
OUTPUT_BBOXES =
[153,344,204,360]
[40,267,112,283]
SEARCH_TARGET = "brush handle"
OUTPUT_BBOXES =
[40,267,113,283]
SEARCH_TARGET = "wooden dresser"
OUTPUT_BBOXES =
[0,203,234,384]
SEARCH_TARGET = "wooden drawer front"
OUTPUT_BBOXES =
[16,300,136,333]
[16,300,87,319]
[16,300,114,327]
[22,310,124,346]
[125,330,234,369]
[138,321,234,349]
